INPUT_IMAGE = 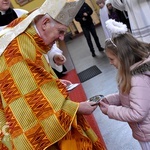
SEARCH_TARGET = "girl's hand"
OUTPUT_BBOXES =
[99,101,109,115]
[101,98,109,104]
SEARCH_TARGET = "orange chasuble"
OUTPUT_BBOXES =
[0,16,106,150]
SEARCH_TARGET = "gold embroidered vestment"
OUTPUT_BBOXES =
[0,17,105,150]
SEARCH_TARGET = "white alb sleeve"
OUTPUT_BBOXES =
[47,43,63,72]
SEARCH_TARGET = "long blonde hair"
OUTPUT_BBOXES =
[105,33,150,94]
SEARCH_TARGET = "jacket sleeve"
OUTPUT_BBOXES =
[47,43,63,72]
[84,3,93,16]
[107,75,150,122]
[75,13,83,22]
[105,93,121,106]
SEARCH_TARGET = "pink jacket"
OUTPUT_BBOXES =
[106,56,150,142]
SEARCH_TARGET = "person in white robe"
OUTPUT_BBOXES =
[96,0,112,39]
[109,0,150,43]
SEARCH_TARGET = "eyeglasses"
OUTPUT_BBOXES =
[105,38,117,48]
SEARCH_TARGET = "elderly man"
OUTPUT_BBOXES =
[0,0,67,76]
[0,0,106,150]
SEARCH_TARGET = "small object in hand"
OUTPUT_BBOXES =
[89,95,104,106]
[66,83,80,91]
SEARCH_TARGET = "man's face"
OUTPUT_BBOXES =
[41,17,67,47]
[0,0,10,11]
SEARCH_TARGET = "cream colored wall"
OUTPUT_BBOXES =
[11,0,44,11]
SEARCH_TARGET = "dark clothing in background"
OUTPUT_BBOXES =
[75,2,103,56]
[53,65,67,78]
[75,3,93,27]
[116,9,131,31]
[108,9,120,22]
[0,8,17,26]
[107,4,131,31]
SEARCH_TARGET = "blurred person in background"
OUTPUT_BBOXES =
[109,0,150,43]
[75,2,104,57]
[96,0,111,39]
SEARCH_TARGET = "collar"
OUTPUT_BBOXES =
[0,10,5,15]
[130,55,150,75]
[33,21,41,36]
[25,24,50,54]
[0,8,17,26]
[130,55,150,70]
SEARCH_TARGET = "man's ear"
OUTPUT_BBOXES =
[41,18,50,31]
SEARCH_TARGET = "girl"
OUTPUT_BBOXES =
[105,1,120,22]
[99,19,150,150]
[105,0,131,32]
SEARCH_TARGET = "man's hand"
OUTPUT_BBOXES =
[77,101,97,115]
[82,17,86,21]
[53,54,66,65]
[83,12,88,16]
[60,79,72,87]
